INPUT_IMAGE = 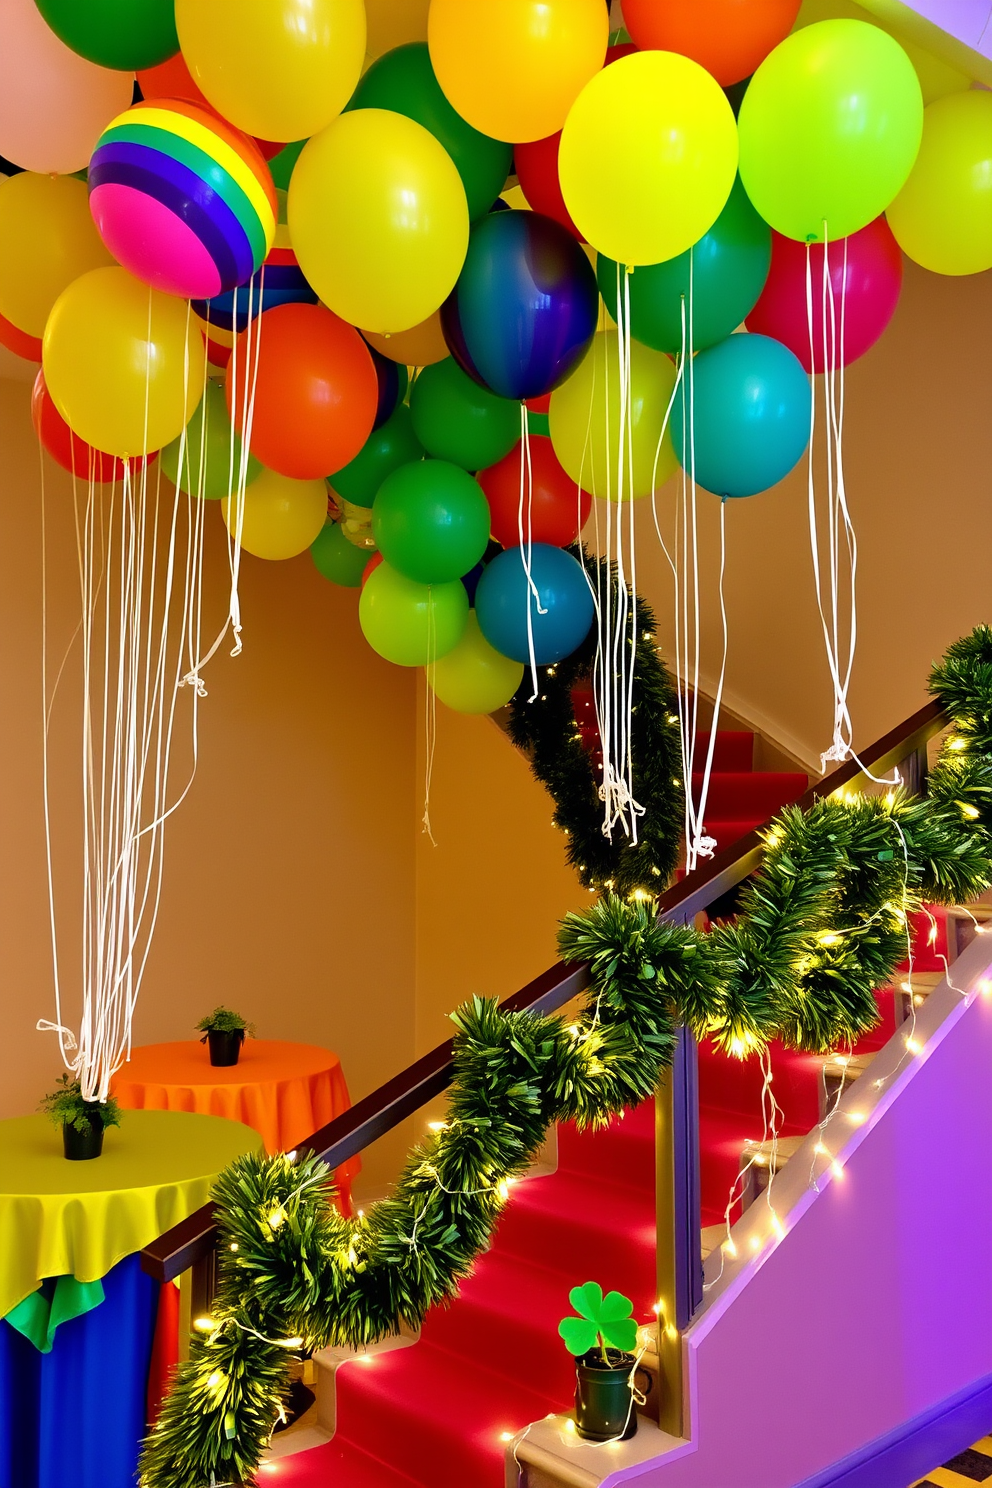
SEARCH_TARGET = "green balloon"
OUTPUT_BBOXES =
[269,140,307,192]
[346,43,512,221]
[373,460,490,585]
[160,382,261,501]
[329,404,424,509]
[737,19,923,243]
[35,0,179,69]
[410,358,520,471]
[597,177,771,354]
[311,522,369,588]
[359,562,468,667]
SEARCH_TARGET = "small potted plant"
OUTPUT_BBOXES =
[40,1075,122,1161]
[196,1006,255,1067]
[558,1282,650,1442]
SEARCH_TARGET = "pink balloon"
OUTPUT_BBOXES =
[0,0,133,174]
[746,217,903,373]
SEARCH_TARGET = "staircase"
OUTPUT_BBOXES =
[266,724,944,1488]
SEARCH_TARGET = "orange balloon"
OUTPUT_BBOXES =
[226,302,377,480]
[623,0,801,88]
[136,53,212,108]
[361,311,449,367]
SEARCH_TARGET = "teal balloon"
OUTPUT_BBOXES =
[670,332,811,498]
[160,381,260,500]
[597,177,771,354]
[328,403,424,509]
[410,358,520,471]
[311,522,369,588]
[346,43,512,220]
[359,562,468,667]
[373,460,491,584]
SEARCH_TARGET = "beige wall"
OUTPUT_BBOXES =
[630,259,992,769]
[0,380,418,1193]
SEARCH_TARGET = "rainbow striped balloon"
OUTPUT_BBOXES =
[89,100,278,301]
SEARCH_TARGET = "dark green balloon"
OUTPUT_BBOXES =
[311,522,369,588]
[328,404,424,509]
[346,43,512,221]
[35,0,179,70]
[598,176,772,354]
[410,358,520,472]
[373,460,491,585]
[269,140,307,192]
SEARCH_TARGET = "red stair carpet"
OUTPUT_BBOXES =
[265,730,932,1487]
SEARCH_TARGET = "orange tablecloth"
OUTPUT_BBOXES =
[111,1040,360,1207]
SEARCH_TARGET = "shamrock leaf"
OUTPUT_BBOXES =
[559,1281,637,1358]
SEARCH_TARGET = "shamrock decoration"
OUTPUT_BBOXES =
[558,1282,638,1364]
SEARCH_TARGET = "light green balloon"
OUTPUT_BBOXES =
[428,611,523,714]
[359,562,468,667]
[738,19,923,242]
[160,381,261,501]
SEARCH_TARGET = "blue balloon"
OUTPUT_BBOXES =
[441,210,598,402]
[671,333,811,499]
[191,259,317,335]
[475,544,594,665]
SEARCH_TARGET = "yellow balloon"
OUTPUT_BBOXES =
[221,468,328,559]
[549,329,679,501]
[886,91,992,277]
[559,51,738,266]
[428,0,607,144]
[428,611,524,715]
[0,173,113,338]
[175,0,366,143]
[43,267,203,458]
[288,109,469,334]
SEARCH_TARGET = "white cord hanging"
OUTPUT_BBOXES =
[39,289,255,1102]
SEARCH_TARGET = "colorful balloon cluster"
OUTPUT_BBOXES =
[0,0,988,717]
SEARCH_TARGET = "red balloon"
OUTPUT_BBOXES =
[514,44,635,240]
[31,370,155,483]
[478,435,591,549]
[746,217,903,373]
[362,551,384,587]
[623,0,800,87]
[0,310,41,362]
[226,303,378,480]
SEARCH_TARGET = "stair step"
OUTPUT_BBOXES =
[263,1436,424,1488]
[332,1340,554,1488]
[691,770,808,820]
[556,1097,654,1189]
[493,1168,657,1318]
[421,1250,576,1404]
[694,730,755,772]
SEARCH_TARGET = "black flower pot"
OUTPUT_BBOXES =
[207,1028,244,1067]
[574,1349,650,1442]
[63,1114,104,1161]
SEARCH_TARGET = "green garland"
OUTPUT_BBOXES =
[507,550,684,898]
[141,627,992,1488]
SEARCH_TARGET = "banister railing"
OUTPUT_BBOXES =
[140,696,947,1429]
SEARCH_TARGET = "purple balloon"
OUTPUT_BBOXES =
[441,210,599,402]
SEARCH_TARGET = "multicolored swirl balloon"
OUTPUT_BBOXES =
[88,100,277,300]
[441,209,599,401]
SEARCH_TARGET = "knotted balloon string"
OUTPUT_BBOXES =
[517,402,546,702]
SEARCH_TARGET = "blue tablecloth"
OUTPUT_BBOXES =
[0,1254,158,1488]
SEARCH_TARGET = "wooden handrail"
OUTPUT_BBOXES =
[140,697,947,1283]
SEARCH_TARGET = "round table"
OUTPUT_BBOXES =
[0,1109,260,1488]
[111,1039,360,1205]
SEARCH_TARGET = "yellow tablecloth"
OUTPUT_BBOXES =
[0,1109,261,1318]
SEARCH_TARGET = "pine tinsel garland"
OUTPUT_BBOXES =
[141,627,992,1488]
[507,550,685,897]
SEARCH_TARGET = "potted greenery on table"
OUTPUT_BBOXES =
[196,1006,255,1067]
[558,1282,650,1442]
[40,1075,122,1161]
